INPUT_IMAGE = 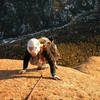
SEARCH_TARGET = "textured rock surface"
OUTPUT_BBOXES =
[75,56,100,78]
[0,0,97,39]
[0,57,100,100]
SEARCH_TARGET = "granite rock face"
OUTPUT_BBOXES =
[0,0,96,39]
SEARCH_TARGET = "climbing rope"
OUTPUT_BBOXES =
[27,74,43,100]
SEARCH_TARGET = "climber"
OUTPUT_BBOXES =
[38,37,60,69]
[19,37,61,80]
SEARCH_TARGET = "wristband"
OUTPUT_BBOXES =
[52,72,56,76]
[23,69,27,71]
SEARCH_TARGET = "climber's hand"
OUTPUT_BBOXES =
[53,75,62,80]
[19,69,26,74]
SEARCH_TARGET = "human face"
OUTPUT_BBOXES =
[29,47,38,56]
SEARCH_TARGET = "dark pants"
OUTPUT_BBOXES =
[42,47,56,75]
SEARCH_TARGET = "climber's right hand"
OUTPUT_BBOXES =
[19,69,26,74]
[53,75,62,80]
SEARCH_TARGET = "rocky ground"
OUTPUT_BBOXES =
[0,56,100,100]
